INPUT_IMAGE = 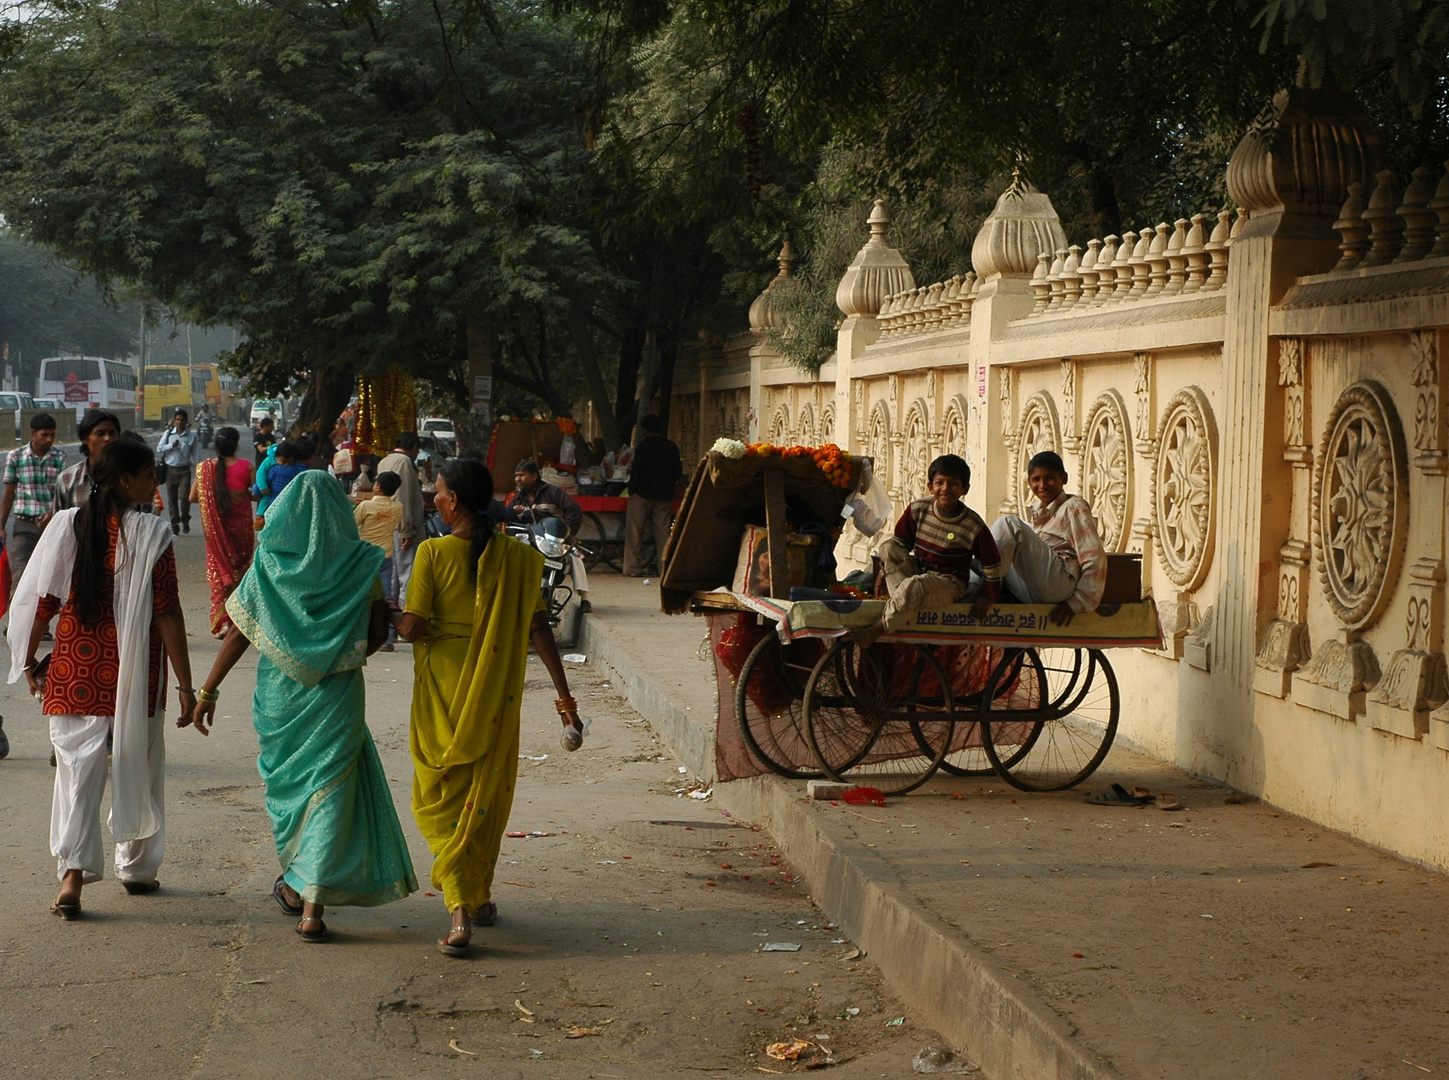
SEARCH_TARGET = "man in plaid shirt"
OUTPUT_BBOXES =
[987,450,1106,626]
[2,413,66,595]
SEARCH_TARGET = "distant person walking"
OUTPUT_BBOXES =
[188,472,417,943]
[156,409,199,535]
[2,412,66,590]
[7,438,194,918]
[376,433,424,605]
[252,416,277,467]
[390,459,583,958]
[190,427,256,638]
[355,471,404,649]
[53,410,121,513]
[622,415,682,578]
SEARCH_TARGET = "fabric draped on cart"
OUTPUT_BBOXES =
[197,457,255,635]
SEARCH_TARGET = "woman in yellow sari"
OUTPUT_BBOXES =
[390,458,583,957]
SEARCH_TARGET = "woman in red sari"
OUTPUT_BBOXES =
[191,427,256,637]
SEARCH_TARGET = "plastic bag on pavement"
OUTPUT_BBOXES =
[912,1046,980,1074]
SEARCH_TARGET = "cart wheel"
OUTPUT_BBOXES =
[982,648,1119,792]
[578,512,610,570]
[735,634,826,779]
[804,640,952,796]
[918,647,1046,776]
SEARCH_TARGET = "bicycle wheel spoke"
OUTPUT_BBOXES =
[736,635,823,779]
[985,649,1119,792]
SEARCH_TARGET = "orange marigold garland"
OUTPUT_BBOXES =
[742,442,854,488]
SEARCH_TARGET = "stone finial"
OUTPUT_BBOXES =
[1091,236,1118,305]
[1182,214,1209,293]
[1395,164,1437,261]
[1106,231,1135,303]
[1360,170,1404,267]
[971,181,1069,279]
[1164,219,1190,295]
[748,241,795,333]
[1228,207,1250,242]
[836,200,915,317]
[958,270,979,322]
[1429,162,1449,258]
[1225,87,1381,220]
[1332,182,1370,271]
[1079,238,1102,303]
[922,281,946,331]
[1061,245,1083,308]
[1045,248,1068,311]
[1030,253,1051,313]
[1127,228,1153,300]
[1204,211,1231,291]
[1144,222,1171,298]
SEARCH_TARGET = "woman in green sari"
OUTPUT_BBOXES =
[188,470,417,942]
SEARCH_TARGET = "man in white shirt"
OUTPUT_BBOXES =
[376,432,425,605]
[156,409,200,535]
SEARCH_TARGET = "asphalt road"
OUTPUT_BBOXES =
[0,504,941,1078]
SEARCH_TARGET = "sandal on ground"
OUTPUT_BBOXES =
[50,900,82,920]
[272,875,303,917]
[473,901,498,927]
[1085,783,1152,807]
[1154,792,1182,811]
[295,915,327,943]
[122,880,161,895]
[437,913,472,957]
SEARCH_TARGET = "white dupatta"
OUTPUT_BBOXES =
[7,508,175,841]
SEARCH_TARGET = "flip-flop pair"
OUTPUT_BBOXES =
[1085,783,1153,806]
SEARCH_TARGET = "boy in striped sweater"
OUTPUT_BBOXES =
[850,454,1002,649]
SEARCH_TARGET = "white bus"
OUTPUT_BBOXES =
[39,356,139,420]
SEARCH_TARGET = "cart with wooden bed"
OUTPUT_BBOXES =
[659,447,1162,796]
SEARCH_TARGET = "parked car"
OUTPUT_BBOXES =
[421,416,456,442]
[416,432,455,481]
[250,398,283,431]
[0,391,35,435]
[33,397,64,411]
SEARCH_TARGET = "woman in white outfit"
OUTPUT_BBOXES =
[7,437,195,918]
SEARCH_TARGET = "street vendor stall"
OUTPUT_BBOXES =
[659,444,1160,796]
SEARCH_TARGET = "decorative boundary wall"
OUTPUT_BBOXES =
[669,88,1449,873]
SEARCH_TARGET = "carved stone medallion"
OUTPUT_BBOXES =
[1079,390,1132,551]
[866,402,892,489]
[1312,380,1408,630]
[1016,391,1062,513]
[1152,387,1217,590]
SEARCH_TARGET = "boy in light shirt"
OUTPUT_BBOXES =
[355,471,405,649]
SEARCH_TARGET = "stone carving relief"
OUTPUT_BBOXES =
[901,402,930,500]
[999,367,1016,440]
[1311,380,1408,630]
[1152,387,1217,590]
[767,404,791,445]
[1015,391,1062,514]
[1411,328,1443,458]
[797,403,816,446]
[1278,338,1308,454]
[941,395,970,460]
[820,403,836,444]
[1060,360,1078,445]
[1078,390,1133,552]
[866,401,893,495]
[1132,352,1154,458]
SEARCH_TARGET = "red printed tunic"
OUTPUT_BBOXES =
[36,515,179,717]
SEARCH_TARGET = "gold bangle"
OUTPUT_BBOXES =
[555,695,577,715]
[197,687,220,703]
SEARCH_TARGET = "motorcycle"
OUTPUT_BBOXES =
[504,516,592,629]
[197,414,214,448]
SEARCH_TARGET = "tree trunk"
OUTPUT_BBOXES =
[567,299,622,449]
[293,363,354,439]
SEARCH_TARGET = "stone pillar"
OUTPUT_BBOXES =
[1217,89,1380,753]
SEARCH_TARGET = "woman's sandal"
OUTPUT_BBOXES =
[272,875,303,917]
[295,915,328,943]
[123,880,161,895]
[50,899,82,920]
[437,913,472,957]
[473,901,498,927]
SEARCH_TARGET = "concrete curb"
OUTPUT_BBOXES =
[579,610,1118,1080]
[715,777,1118,1080]
[578,615,717,782]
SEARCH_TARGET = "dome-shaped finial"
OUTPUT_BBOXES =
[836,200,914,317]
[970,180,1067,280]
[749,241,796,333]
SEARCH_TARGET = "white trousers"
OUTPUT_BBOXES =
[569,549,589,595]
[393,531,419,607]
[990,516,1079,605]
[50,713,165,884]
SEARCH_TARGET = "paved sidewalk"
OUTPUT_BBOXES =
[580,573,1449,1080]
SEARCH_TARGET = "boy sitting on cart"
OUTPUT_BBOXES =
[984,450,1106,627]
[849,454,1003,650]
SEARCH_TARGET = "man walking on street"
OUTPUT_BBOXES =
[157,409,199,535]
[623,415,682,577]
[376,432,425,605]
[53,409,122,513]
[2,412,65,591]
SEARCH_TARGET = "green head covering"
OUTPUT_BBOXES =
[226,470,384,686]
